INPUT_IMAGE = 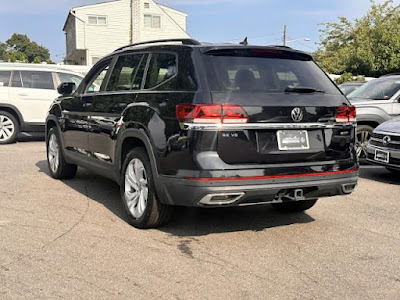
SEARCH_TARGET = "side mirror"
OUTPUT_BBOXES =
[57,82,76,96]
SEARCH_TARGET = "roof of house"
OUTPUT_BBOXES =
[63,0,188,31]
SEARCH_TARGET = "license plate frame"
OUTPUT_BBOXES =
[374,149,389,163]
[277,130,310,151]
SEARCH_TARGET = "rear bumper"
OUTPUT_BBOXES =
[157,170,358,207]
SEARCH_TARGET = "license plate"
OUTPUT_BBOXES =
[277,130,309,150]
[374,149,389,163]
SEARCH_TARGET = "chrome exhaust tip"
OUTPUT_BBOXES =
[342,183,357,194]
[199,192,245,206]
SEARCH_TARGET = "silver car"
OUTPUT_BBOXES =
[367,118,400,174]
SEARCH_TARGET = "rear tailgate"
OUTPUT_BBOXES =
[201,48,354,165]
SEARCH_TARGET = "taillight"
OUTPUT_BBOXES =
[176,104,248,124]
[335,105,356,123]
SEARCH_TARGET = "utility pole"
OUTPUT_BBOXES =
[283,25,287,46]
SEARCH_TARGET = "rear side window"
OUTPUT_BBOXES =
[204,53,340,95]
[106,54,145,91]
[0,71,11,87]
[144,53,177,90]
[20,71,54,90]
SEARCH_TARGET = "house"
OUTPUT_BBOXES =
[63,0,190,66]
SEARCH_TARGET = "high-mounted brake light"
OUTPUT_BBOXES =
[250,49,282,54]
[336,105,356,123]
[176,104,248,124]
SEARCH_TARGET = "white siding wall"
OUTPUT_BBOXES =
[74,0,131,62]
[65,0,189,65]
[140,0,190,42]
[158,4,187,31]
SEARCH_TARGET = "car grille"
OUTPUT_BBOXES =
[370,133,400,150]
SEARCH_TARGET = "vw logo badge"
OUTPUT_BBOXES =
[291,107,303,122]
[382,136,391,146]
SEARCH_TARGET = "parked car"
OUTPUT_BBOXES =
[45,38,358,229]
[0,63,84,144]
[347,74,400,159]
[367,118,400,173]
[338,81,365,95]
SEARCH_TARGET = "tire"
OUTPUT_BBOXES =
[0,111,19,145]
[46,127,77,179]
[272,199,318,213]
[356,125,374,161]
[120,148,173,229]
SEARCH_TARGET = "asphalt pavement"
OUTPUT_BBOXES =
[0,139,399,299]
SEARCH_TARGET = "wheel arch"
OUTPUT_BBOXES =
[116,129,168,204]
[0,103,23,128]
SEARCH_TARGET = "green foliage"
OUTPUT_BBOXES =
[315,0,400,77]
[334,73,366,84]
[0,33,53,64]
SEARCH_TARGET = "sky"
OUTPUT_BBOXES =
[0,0,396,62]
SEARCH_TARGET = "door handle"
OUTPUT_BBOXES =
[18,93,29,97]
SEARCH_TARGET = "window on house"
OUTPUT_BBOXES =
[88,15,108,25]
[144,15,161,28]
[144,2,150,9]
[144,53,177,90]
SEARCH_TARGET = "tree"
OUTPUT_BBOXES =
[1,33,53,63]
[314,0,400,77]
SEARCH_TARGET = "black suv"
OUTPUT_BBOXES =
[46,39,359,228]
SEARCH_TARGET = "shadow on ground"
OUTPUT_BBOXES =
[17,133,45,143]
[36,160,315,236]
[359,165,400,185]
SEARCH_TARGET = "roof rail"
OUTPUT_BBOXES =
[114,38,201,52]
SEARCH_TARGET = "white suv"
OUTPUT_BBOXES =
[0,64,84,144]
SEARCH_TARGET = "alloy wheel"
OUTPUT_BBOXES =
[124,158,149,219]
[48,134,60,173]
[356,130,371,159]
[0,115,15,142]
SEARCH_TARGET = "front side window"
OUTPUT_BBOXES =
[0,71,11,87]
[144,53,177,90]
[20,71,54,90]
[144,15,161,28]
[106,54,145,91]
[58,73,83,87]
[88,15,108,25]
[85,60,111,93]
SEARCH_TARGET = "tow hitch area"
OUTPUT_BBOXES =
[276,189,306,201]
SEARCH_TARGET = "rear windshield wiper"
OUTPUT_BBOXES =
[284,86,325,94]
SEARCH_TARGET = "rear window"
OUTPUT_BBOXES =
[203,52,340,95]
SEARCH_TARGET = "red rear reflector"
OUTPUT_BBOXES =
[336,105,356,123]
[176,104,248,124]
